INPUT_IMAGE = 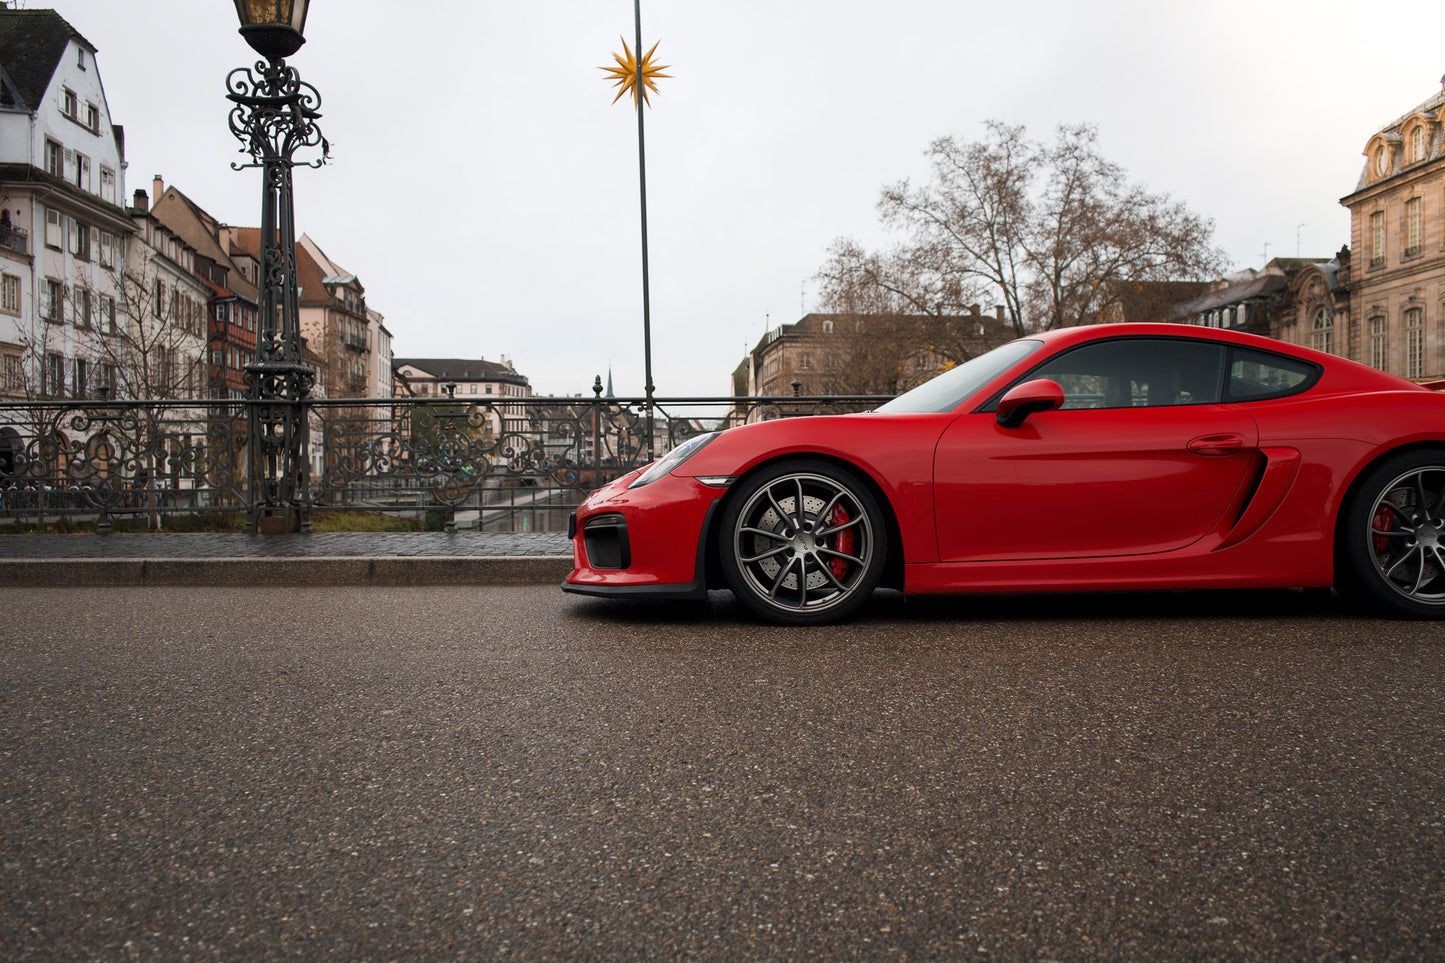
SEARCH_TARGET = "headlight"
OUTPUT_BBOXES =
[628,432,719,488]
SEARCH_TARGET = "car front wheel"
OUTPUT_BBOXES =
[1342,450,1445,618]
[719,460,886,625]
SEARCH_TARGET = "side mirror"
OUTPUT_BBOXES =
[996,379,1064,429]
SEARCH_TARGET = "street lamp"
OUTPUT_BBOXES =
[226,0,326,534]
[233,0,309,58]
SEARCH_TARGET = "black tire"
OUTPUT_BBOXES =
[1340,450,1445,618]
[719,460,886,625]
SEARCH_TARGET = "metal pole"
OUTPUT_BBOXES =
[633,0,655,461]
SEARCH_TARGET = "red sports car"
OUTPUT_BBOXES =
[564,323,1445,624]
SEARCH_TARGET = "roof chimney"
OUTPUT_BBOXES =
[152,175,165,204]
[132,189,148,213]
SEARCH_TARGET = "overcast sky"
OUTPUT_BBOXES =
[43,0,1445,396]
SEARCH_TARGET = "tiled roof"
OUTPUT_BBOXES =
[151,186,260,302]
[393,358,529,385]
[0,9,95,112]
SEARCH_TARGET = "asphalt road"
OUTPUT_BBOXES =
[2,585,1442,960]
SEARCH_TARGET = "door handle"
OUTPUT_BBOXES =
[1187,433,1246,456]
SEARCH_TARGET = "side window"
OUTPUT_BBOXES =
[1226,347,1320,401]
[1025,338,1225,409]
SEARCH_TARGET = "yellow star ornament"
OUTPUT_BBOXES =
[602,37,671,109]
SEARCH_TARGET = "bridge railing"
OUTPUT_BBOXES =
[0,393,890,532]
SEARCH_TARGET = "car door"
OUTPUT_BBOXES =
[934,337,1260,562]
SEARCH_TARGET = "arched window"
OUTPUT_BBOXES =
[1313,308,1334,355]
[1413,126,1427,162]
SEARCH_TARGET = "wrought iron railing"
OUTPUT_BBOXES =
[0,392,889,532]
[0,224,26,256]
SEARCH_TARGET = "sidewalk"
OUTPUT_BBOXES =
[0,532,573,587]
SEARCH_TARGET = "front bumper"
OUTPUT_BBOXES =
[562,472,727,600]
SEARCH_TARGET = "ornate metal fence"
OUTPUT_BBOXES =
[0,392,889,532]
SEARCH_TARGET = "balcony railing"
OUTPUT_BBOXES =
[0,392,889,532]
[0,225,28,256]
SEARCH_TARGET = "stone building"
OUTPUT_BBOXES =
[743,310,1010,397]
[1339,74,1445,381]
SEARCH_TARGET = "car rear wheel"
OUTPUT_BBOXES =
[1342,450,1445,618]
[720,460,886,625]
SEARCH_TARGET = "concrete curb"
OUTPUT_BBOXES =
[0,556,573,587]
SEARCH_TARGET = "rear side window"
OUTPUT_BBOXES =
[1226,347,1321,401]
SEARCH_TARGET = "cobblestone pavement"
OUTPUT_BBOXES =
[0,531,571,559]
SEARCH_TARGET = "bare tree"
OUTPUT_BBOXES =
[85,243,207,401]
[822,121,1228,343]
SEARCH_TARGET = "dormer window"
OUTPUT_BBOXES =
[1412,126,1427,163]
[1375,145,1390,176]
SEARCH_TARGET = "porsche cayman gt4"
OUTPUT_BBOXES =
[563,324,1445,624]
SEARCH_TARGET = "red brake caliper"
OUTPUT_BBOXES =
[1372,503,1394,555]
[830,505,853,579]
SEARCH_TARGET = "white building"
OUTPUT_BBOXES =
[0,8,131,399]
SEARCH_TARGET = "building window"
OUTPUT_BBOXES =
[0,274,18,315]
[1413,126,1427,163]
[43,279,63,322]
[45,139,63,178]
[45,353,63,396]
[75,288,91,328]
[1370,211,1386,266]
[72,358,88,398]
[1370,316,1388,370]
[97,363,115,398]
[99,294,116,334]
[61,87,77,119]
[1407,308,1425,380]
[86,103,99,132]
[69,220,91,260]
[1407,197,1423,256]
[1312,307,1334,355]
[100,167,115,204]
[44,208,63,249]
[99,231,114,268]
[2,354,20,391]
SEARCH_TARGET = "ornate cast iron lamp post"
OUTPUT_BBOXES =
[226,0,328,533]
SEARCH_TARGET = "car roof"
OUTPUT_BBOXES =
[1027,322,1425,395]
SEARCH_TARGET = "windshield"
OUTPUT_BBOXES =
[876,339,1043,414]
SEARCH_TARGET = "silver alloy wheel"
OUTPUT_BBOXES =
[1364,464,1445,606]
[730,470,878,618]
